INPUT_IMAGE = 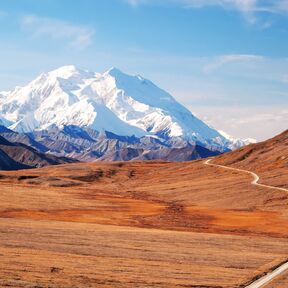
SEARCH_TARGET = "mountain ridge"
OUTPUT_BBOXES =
[0,125,220,163]
[0,133,77,170]
[0,65,248,152]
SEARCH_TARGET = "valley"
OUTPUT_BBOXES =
[0,130,287,287]
[1,1,287,287]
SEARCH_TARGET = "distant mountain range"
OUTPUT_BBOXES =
[0,130,76,170]
[0,66,255,167]
[0,125,220,164]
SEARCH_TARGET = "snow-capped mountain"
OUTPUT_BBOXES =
[218,130,257,150]
[0,65,233,151]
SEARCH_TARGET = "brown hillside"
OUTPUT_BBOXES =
[214,130,288,188]
[0,130,287,287]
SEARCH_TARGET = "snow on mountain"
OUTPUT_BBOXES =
[0,90,12,126]
[0,116,10,127]
[0,65,235,150]
[218,130,257,150]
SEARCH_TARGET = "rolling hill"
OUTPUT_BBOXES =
[214,129,288,188]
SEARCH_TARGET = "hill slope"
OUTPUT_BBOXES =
[0,130,287,287]
[214,129,288,188]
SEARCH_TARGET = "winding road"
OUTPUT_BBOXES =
[204,158,288,288]
[204,159,288,192]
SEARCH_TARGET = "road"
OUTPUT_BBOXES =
[204,159,288,192]
[204,158,288,288]
[244,262,288,288]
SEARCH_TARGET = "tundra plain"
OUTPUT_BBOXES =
[0,147,287,288]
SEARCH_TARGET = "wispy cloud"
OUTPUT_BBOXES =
[193,106,288,140]
[276,0,288,12]
[126,0,141,6]
[125,0,288,25]
[21,15,95,50]
[125,0,287,12]
[203,54,264,73]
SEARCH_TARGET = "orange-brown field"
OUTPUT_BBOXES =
[0,155,287,287]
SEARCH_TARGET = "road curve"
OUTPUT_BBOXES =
[204,159,288,193]
[204,158,288,288]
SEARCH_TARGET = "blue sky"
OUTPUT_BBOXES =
[0,0,287,140]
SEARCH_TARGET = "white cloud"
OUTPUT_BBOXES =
[192,106,288,140]
[203,54,264,73]
[21,15,95,50]
[125,0,284,12]
[182,0,258,11]
[125,0,288,25]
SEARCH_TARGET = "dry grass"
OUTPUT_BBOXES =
[214,129,288,189]
[0,158,287,287]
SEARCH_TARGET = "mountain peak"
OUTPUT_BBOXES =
[0,65,234,151]
[51,64,79,73]
[48,65,88,79]
[105,67,126,77]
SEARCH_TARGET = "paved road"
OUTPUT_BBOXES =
[204,158,288,288]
